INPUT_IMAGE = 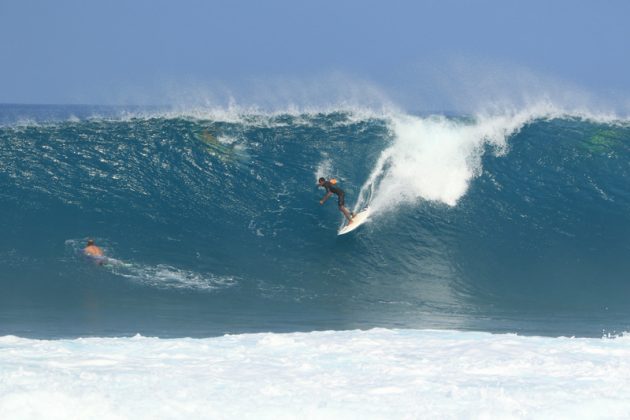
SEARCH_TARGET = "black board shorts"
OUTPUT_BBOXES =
[337,192,345,208]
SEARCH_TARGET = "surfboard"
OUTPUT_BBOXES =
[338,208,370,235]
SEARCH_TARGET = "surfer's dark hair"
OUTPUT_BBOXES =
[318,177,325,183]
[87,239,94,246]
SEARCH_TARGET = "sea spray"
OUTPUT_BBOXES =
[355,104,604,214]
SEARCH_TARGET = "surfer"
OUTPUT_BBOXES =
[84,239,106,265]
[318,177,354,223]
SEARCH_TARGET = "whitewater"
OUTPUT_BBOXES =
[3,330,630,419]
[2,102,630,418]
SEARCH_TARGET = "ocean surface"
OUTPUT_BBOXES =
[2,104,630,417]
[1,104,629,339]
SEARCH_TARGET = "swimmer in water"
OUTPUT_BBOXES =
[84,239,105,265]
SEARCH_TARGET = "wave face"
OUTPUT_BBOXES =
[1,105,630,338]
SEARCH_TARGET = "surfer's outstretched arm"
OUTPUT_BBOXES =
[320,192,333,205]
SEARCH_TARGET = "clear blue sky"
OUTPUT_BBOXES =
[1,0,628,109]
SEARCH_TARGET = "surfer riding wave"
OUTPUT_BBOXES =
[318,177,354,224]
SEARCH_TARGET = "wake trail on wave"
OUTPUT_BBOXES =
[108,263,237,292]
[65,240,236,292]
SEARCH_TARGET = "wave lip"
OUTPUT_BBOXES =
[357,102,629,215]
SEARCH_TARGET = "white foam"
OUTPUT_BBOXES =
[110,263,237,292]
[2,329,630,419]
[216,134,238,145]
[356,102,627,215]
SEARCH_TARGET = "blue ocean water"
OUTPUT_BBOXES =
[1,104,629,338]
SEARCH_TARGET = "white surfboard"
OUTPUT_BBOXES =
[338,208,371,235]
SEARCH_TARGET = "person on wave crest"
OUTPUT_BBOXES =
[318,177,355,224]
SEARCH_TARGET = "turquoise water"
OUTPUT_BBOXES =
[1,105,629,338]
